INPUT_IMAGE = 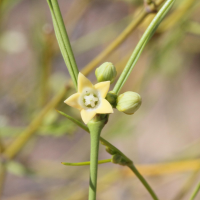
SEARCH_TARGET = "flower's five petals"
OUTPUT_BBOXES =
[78,73,94,93]
[96,99,113,114]
[94,81,110,98]
[64,72,113,124]
[81,109,96,124]
[64,93,82,110]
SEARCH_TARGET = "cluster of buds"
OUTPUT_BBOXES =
[95,62,142,115]
[64,62,142,124]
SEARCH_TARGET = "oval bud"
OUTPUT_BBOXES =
[111,154,127,166]
[116,91,142,115]
[95,62,117,83]
[105,146,116,155]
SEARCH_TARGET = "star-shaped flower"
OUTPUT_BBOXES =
[64,73,113,124]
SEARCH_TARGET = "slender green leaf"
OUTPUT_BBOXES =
[113,0,175,94]
[190,182,200,200]
[62,159,111,166]
[47,0,79,89]
[56,110,89,132]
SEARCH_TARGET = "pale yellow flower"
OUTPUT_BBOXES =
[64,73,113,124]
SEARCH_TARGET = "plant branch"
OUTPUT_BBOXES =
[47,0,79,89]
[129,164,159,200]
[0,136,6,198]
[189,182,200,200]
[62,159,111,166]
[59,111,158,199]
[3,88,67,160]
[172,165,200,200]
[113,0,175,94]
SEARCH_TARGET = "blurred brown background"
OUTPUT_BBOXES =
[1,0,200,199]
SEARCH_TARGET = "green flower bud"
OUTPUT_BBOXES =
[116,91,142,115]
[111,154,127,166]
[105,146,116,155]
[106,91,117,108]
[95,62,117,83]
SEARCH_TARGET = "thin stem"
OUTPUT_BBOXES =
[81,9,148,76]
[87,120,105,200]
[172,167,200,200]
[62,159,111,166]
[47,0,79,89]
[40,34,53,106]
[64,0,92,35]
[0,136,6,197]
[81,0,166,76]
[113,0,175,94]
[59,111,158,199]
[58,111,132,163]
[189,182,200,200]
[51,0,79,75]
[129,164,159,200]
[57,110,89,132]
[3,88,67,159]
[157,0,197,33]
[0,137,4,153]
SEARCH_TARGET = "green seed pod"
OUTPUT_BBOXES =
[95,62,117,83]
[116,91,142,115]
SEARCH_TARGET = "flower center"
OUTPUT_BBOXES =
[83,93,99,108]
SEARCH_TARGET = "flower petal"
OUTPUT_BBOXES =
[81,109,96,124]
[94,81,110,98]
[78,72,94,93]
[96,99,113,114]
[64,93,82,110]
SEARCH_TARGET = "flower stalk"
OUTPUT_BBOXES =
[87,119,106,200]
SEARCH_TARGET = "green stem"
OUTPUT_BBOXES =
[47,0,79,89]
[189,182,200,200]
[113,0,175,94]
[62,159,111,166]
[87,120,105,200]
[58,111,159,199]
[0,136,6,197]
[129,164,159,200]
[173,168,200,200]
[58,110,132,163]
[3,88,67,160]
[40,35,53,106]
[57,110,89,132]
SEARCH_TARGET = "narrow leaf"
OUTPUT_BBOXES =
[56,110,89,132]
[62,159,111,166]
